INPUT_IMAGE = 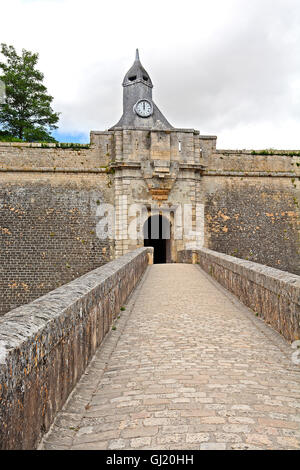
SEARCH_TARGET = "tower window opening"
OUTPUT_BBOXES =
[178,140,182,152]
[143,75,148,81]
[128,75,137,81]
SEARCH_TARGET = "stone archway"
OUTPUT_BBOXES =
[143,214,171,264]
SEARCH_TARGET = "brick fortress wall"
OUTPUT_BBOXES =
[202,149,300,275]
[0,140,114,315]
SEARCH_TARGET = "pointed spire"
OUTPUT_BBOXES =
[122,49,153,88]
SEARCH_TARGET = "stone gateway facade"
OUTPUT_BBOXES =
[0,50,299,314]
[90,49,214,263]
[91,50,299,266]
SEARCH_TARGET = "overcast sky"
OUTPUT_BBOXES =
[1,0,300,149]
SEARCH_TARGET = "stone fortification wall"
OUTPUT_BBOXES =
[0,141,114,315]
[202,149,300,275]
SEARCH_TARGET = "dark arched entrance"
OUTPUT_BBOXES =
[143,214,171,264]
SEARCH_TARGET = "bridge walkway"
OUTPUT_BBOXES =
[40,264,300,450]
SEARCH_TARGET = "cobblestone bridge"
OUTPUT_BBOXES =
[40,264,300,450]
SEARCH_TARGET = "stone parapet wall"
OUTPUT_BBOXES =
[178,248,300,343]
[203,149,300,175]
[0,141,110,170]
[0,247,152,450]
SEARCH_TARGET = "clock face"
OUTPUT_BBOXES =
[134,99,153,118]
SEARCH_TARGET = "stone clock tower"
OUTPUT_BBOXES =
[110,49,172,130]
[91,50,217,262]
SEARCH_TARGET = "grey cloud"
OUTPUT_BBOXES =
[52,0,300,147]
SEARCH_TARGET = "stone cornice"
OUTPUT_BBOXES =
[110,161,141,169]
[109,126,201,134]
[111,161,206,171]
[0,167,108,173]
[179,163,206,171]
[203,170,296,177]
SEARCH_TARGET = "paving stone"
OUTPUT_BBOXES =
[144,418,170,426]
[130,437,151,448]
[258,418,299,430]
[180,409,216,417]
[108,438,127,449]
[214,433,243,443]
[276,436,300,449]
[71,441,108,450]
[73,429,119,445]
[186,433,210,443]
[202,417,226,424]
[200,442,227,450]
[121,426,158,439]
[245,434,274,447]
[155,434,182,445]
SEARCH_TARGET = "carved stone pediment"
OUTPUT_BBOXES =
[141,159,179,200]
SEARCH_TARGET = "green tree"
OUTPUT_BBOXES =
[0,44,60,142]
